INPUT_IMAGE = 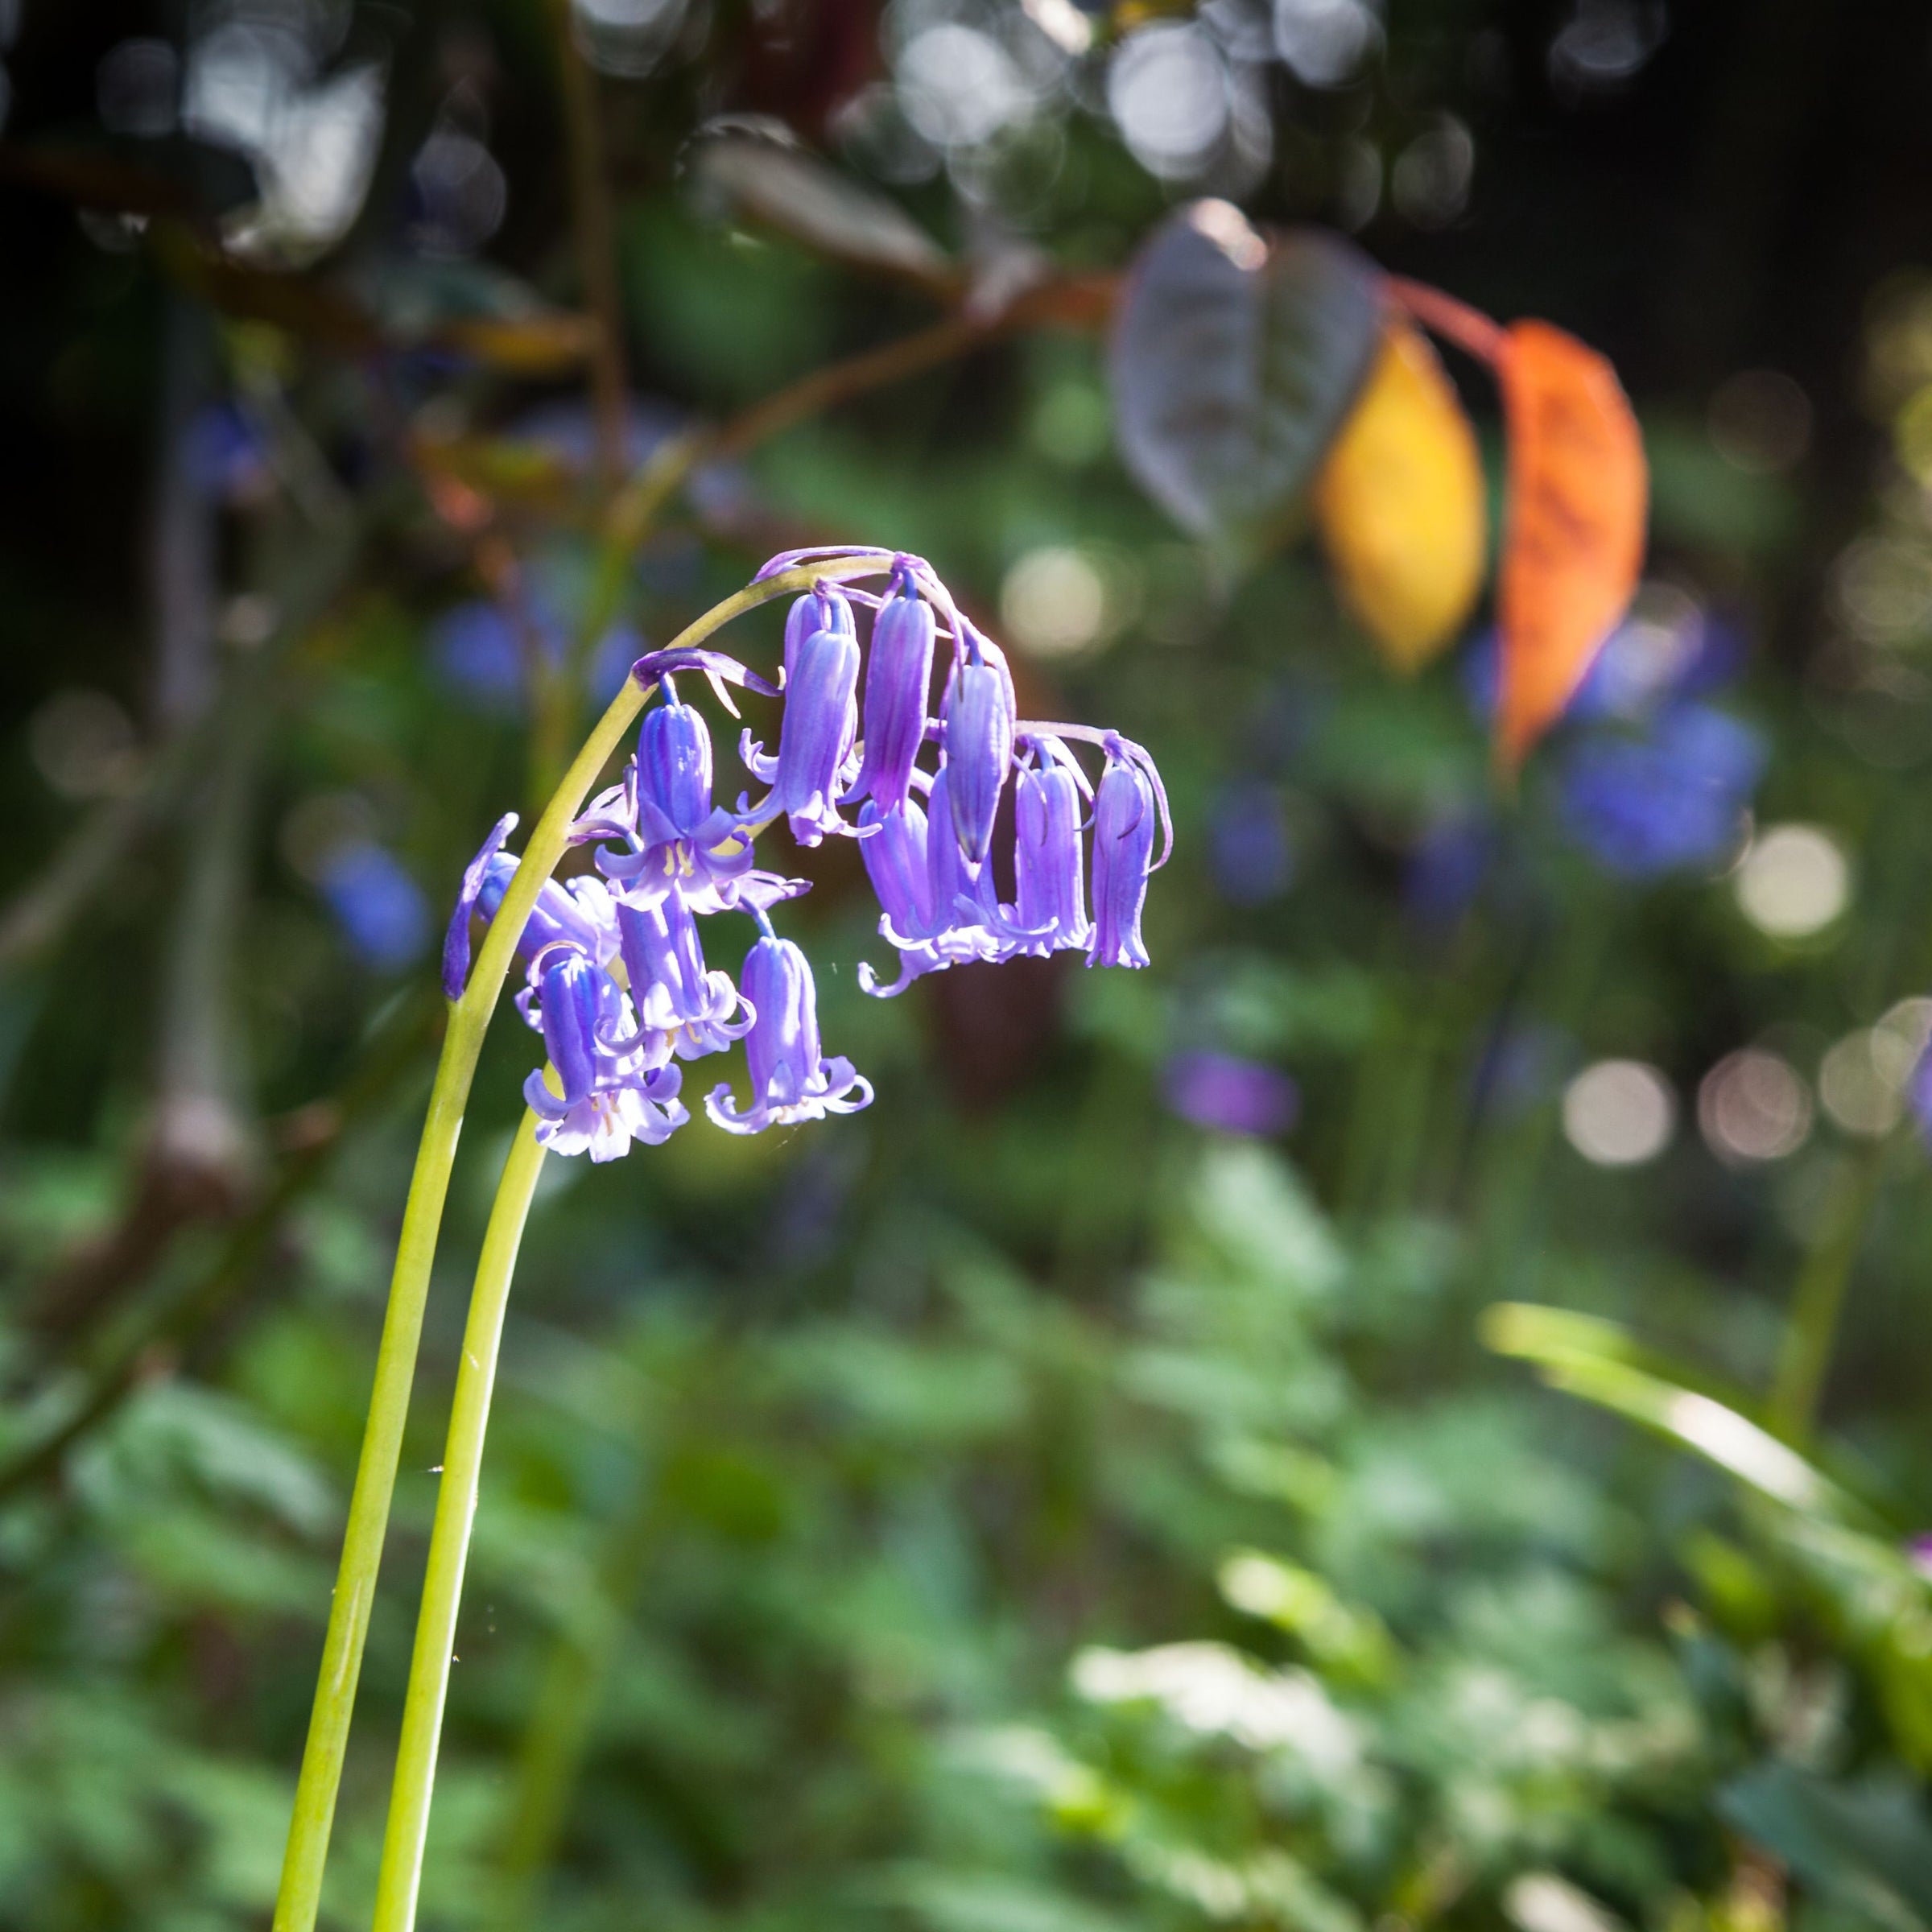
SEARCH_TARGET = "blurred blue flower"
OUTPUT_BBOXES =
[1162,1051,1298,1137]
[320,844,431,971]
[1469,1021,1571,1121]
[1558,704,1765,879]
[1406,810,1494,926]
[185,401,272,503]
[1208,782,1294,905]
[430,597,641,713]
[1461,603,1748,733]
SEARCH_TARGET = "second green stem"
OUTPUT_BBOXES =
[372,1110,549,1932]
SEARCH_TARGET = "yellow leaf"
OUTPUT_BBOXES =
[1313,319,1486,672]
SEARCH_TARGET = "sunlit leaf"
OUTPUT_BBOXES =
[691,133,954,290]
[1313,318,1486,671]
[1494,320,1648,766]
[1484,1302,1866,1525]
[1111,201,1381,560]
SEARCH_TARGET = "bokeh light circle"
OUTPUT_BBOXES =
[1563,1059,1675,1166]
[1734,824,1850,938]
[1697,1049,1811,1163]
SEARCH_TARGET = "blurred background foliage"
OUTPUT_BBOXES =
[5,2,1932,1929]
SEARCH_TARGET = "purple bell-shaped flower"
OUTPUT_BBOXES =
[857,770,1043,997]
[1088,737,1155,969]
[848,569,935,815]
[1014,749,1092,954]
[473,851,619,968]
[782,579,854,686]
[941,625,1016,870]
[580,691,787,913]
[519,943,687,1160]
[706,931,873,1132]
[742,603,863,846]
[614,890,753,1059]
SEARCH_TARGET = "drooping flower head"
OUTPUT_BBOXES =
[580,687,776,910]
[452,545,1167,1158]
[707,929,873,1133]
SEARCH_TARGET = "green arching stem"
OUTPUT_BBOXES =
[270,557,884,1932]
[371,1109,549,1932]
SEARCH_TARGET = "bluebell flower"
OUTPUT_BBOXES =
[582,691,768,910]
[444,811,520,999]
[518,942,687,1161]
[320,843,431,972]
[477,853,618,964]
[942,625,1016,870]
[707,933,873,1133]
[1558,704,1764,878]
[855,767,1046,997]
[1013,749,1092,954]
[741,595,863,845]
[1088,737,1156,968]
[848,568,935,815]
[614,891,753,1059]
[1163,1052,1298,1137]
[782,580,855,688]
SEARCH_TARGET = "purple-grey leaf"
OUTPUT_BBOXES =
[1111,201,1382,558]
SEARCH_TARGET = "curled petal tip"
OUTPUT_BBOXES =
[631,646,778,713]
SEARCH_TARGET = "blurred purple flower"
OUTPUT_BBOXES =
[320,844,432,972]
[185,401,272,503]
[430,597,640,713]
[1558,704,1764,878]
[1406,811,1494,926]
[1208,782,1294,905]
[1163,1051,1298,1137]
[1469,1021,1571,1121]
[1909,1050,1932,1152]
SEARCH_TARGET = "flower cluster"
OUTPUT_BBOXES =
[443,548,1169,1162]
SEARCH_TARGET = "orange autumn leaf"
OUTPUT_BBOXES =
[1314,318,1486,672]
[1495,320,1648,767]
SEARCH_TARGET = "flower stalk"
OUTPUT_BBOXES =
[371,1108,547,1932]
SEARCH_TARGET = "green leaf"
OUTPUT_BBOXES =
[1720,1765,1932,1931]
[1483,1302,1865,1525]
[1110,201,1381,562]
